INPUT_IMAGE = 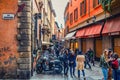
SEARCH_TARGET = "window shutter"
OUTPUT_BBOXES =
[84,0,86,14]
[80,3,82,16]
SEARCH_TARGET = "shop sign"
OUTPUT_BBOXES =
[3,14,15,20]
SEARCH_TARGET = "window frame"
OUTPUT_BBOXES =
[74,8,78,21]
[93,0,100,8]
[80,0,86,16]
[70,13,73,24]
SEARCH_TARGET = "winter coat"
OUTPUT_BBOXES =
[63,53,70,66]
[99,55,109,69]
[118,58,120,70]
[69,54,76,67]
[76,55,85,70]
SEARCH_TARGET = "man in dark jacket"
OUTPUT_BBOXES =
[69,51,76,78]
[63,49,69,76]
[84,51,92,69]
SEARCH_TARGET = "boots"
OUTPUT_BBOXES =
[84,77,86,80]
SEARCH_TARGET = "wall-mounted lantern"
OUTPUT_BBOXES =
[92,15,96,22]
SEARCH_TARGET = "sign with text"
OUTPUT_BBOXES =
[3,14,15,20]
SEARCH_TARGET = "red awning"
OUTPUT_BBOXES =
[76,24,102,38]
[76,29,85,38]
[102,16,120,35]
[84,24,103,37]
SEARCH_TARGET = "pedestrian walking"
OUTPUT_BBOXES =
[88,48,95,66]
[63,49,69,77]
[117,57,120,80]
[84,50,92,69]
[75,48,79,56]
[69,51,76,78]
[76,51,86,80]
[111,53,119,80]
[108,49,114,80]
[99,49,109,80]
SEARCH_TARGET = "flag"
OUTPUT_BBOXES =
[15,3,25,17]
[17,3,26,12]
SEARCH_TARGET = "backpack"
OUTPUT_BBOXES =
[111,60,119,69]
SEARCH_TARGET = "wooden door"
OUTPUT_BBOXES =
[95,39,102,58]
[82,39,86,54]
[114,38,120,57]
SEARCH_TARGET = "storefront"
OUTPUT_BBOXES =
[65,31,76,49]
[76,28,86,53]
[102,16,120,56]
[70,39,78,51]
[76,23,103,57]
[81,39,86,53]
[102,36,112,50]
[114,37,120,57]
[95,38,102,59]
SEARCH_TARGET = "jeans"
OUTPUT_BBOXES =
[117,69,120,80]
[112,69,118,80]
[70,65,75,76]
[78,70,85,78]
[102,68,108,80]
[84,61,91,69]
[64,64,69,75]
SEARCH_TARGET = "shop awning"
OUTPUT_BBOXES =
[102,16,120,35]
[76,29,85,38]
[65,31,76,39]
[84,24,103,37]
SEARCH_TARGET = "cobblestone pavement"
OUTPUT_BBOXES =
[30,62,104,80]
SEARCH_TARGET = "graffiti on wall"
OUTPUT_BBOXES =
[0,46,17,78]
[0,46,17,65]
[4,54,16,65]
[0,47,11,58]
[0,47,11,53]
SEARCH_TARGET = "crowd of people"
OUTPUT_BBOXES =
[38,43,120,80]
[55,47,95,80]
[99,49,120,80]
[55,46,120,80]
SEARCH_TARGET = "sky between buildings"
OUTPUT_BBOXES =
[51,0,69,28]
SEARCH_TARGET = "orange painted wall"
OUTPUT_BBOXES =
[0,0,18,70]
[65,0,104,30]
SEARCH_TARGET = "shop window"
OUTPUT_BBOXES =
[74,8,78,21]
[80,0,86,16]
[70,13,73,24]
[93,0,100,8]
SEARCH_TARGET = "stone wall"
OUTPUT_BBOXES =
[17,0,32,79]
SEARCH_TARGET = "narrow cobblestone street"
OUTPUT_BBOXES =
[31,62,103,80]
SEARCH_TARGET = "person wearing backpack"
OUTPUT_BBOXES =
[111,53,119,80]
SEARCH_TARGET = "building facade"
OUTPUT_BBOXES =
[40,0,56,49]
[0,0,32,79]
[0,0,56,79]
[64,0,120,59]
